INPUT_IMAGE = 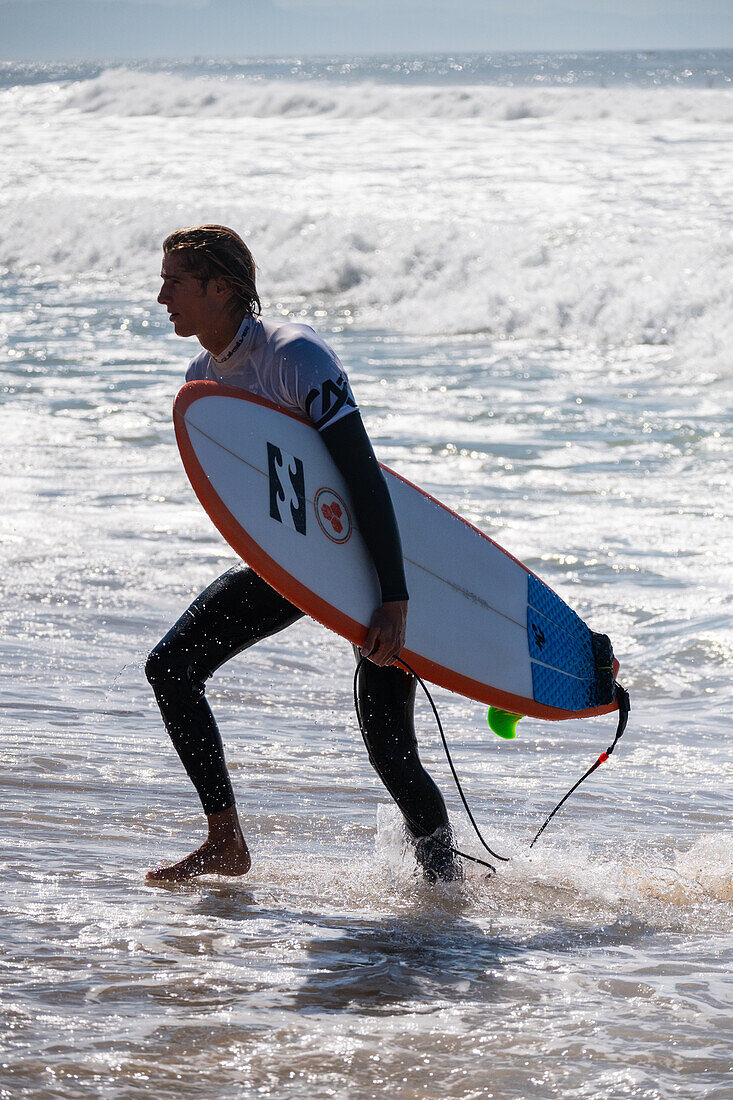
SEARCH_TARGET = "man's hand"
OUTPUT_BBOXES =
[360,600,408,666]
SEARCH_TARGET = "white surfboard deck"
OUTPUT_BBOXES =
[174,382,618,721]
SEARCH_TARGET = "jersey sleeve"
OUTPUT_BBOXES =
[275,327,358,431]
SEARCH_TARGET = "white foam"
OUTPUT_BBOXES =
[3,196,729,371]
[372,804,733,927]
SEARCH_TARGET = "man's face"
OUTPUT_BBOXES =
[157,252,218,338]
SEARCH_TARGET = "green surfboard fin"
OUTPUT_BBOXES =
[487,707,524,740]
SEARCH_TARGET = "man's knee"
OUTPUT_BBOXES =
[145,641,201,696]
[145,642,167,689]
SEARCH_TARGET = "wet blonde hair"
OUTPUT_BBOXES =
[163,224,261,317]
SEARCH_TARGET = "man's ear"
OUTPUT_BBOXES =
[213,279,237,310]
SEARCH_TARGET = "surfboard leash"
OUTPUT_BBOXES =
[353,657,631,875]
[353,657,504,874]
[529,682,631,848]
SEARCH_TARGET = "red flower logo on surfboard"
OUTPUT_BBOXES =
[314,488,352,543]
[322,500,343,533]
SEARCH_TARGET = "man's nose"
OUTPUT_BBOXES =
[157,286,169,304]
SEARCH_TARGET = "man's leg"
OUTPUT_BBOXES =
[356,659,462,882]
[145,565,304,880]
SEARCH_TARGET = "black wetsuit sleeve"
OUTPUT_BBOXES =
[320,411,409,603]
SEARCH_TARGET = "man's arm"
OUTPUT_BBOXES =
[320,412,408,666]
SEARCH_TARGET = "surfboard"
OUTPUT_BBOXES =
[174,381,620,722]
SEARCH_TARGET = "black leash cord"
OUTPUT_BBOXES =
[529,682,631,848]
[353,656,631,873]
[352,651,506,875]
[394,657,510,864]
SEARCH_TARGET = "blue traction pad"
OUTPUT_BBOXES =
[527,574,608,712]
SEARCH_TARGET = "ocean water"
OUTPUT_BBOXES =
[1,51,732,1100]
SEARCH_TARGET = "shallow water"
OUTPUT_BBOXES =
[2,52,733,1100]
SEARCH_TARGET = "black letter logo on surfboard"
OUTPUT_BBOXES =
[267,442,306,535]
[531,623,546,651]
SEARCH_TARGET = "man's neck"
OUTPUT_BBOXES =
[198,310,247,358]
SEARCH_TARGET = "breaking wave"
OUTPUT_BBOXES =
[2,66,732,363]
[3,67,733,123]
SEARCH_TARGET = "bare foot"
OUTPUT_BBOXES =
[146,806,251,883]
[146,837,251,882]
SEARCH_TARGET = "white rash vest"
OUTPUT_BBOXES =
[185,316,358,431]
[185,313,409,603]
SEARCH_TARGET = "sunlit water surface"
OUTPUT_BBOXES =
[2,52,732,1100]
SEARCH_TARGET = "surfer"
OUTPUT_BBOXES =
[146,224,461,884]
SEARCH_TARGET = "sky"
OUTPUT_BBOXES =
[2,0,732,60]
